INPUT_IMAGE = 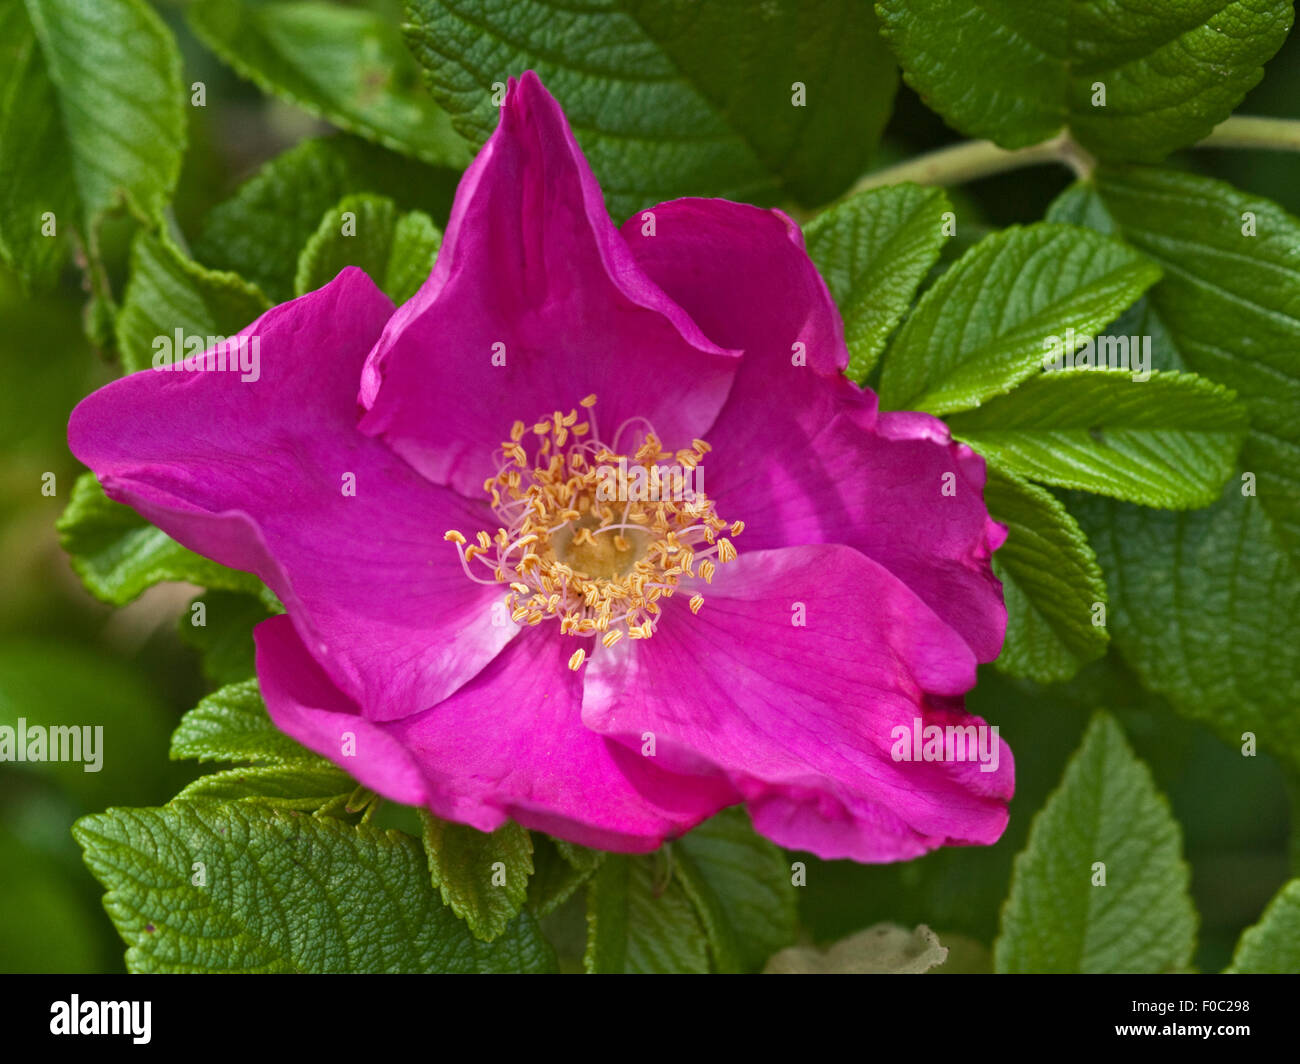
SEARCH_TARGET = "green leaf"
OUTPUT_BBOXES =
[57,473,265,606]
[875,0,1292,161]
[294,193,441,303]
[0,0,185,288]
[765,923,948,974]
[553,837,605,873]
[949,370,1247,508]
[418,811,533,943]
[527,836,602,917]
[584,853,709,974]
[73,801,557,972]
[174,763,354,808]
[804,183,951,380]
[178,591,274,687]
[187,0,471,170]
[984,470,1108,683]
[194,135,459,302]
[878,224,1159,415]
[170,679,317,766]
[1073,484,1300,773]
[1045,171,1300,769]
[403,0,897,216]
[1086,166,1300,568]
[116,231,270,375]
[671,809,799,973]
[1226,879,1300,974]
[995,713,1197,973]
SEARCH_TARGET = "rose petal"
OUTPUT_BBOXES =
[358,72,740,497]
[69,267,513,722]
[621,197,1005,662]
[582,544,1012,862]
[257,615,736,851]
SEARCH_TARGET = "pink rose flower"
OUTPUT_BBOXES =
[69,72,1012,861]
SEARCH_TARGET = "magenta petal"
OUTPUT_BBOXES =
[257,614,735,851]
[621,197,1006,663]
[358,72,740,497]
[582,545,1013,862]
[68,268,514,721]
[256,615,430,805]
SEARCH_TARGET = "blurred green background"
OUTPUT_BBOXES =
[1,2,1295,973]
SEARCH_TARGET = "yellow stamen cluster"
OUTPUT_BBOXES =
[444,396,741,669]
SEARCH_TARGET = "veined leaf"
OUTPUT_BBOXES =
[1227,879,1300,974]
[995,713,1197,973]
[984,469,1108,683]
[672,808,799,973]
[949,370,1247,508]
[804,183,951,380]
[1048,171,1300,770]
[1089,166,1300,566]
[169,679,316,766]
[419,811,533,943]
[584,852,708,974]
[73,801,557,973]
[878,224,1159,415]
[876,0,1292,161]
[1073,485,1300,773]
[0,0,185,288]
[294,193,440,303]
[174,763,353,808]
[187,0,471,169]
[57,473,266,606]
[116,231,270,375]
[403,0,898,217]
[195,135,458,302]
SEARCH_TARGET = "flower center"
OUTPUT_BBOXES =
[444,395,742,669]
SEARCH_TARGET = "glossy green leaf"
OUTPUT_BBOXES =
[949,370,1247,508]
[1089,166,1300,566]
[419,811,533,943]
[984,470,1108,683]
[1227,879,1300,973]
[187,0,471,169]
[294,193,440,302]
[57,473,265,606]
[878,224,1159,414]
[404,0,897,216]
[995,713,1197,973]
[0,0,185,287]
[73,801,557,972]
[584,852,708,974]
[672,808,799,973]
[169,679,316,766]
[1073,485,1300,773]
[116,231,270,374]
[174,763,354,808]
[195,135,458,302]
[876,0,1292,161]
[804,183,951,380]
